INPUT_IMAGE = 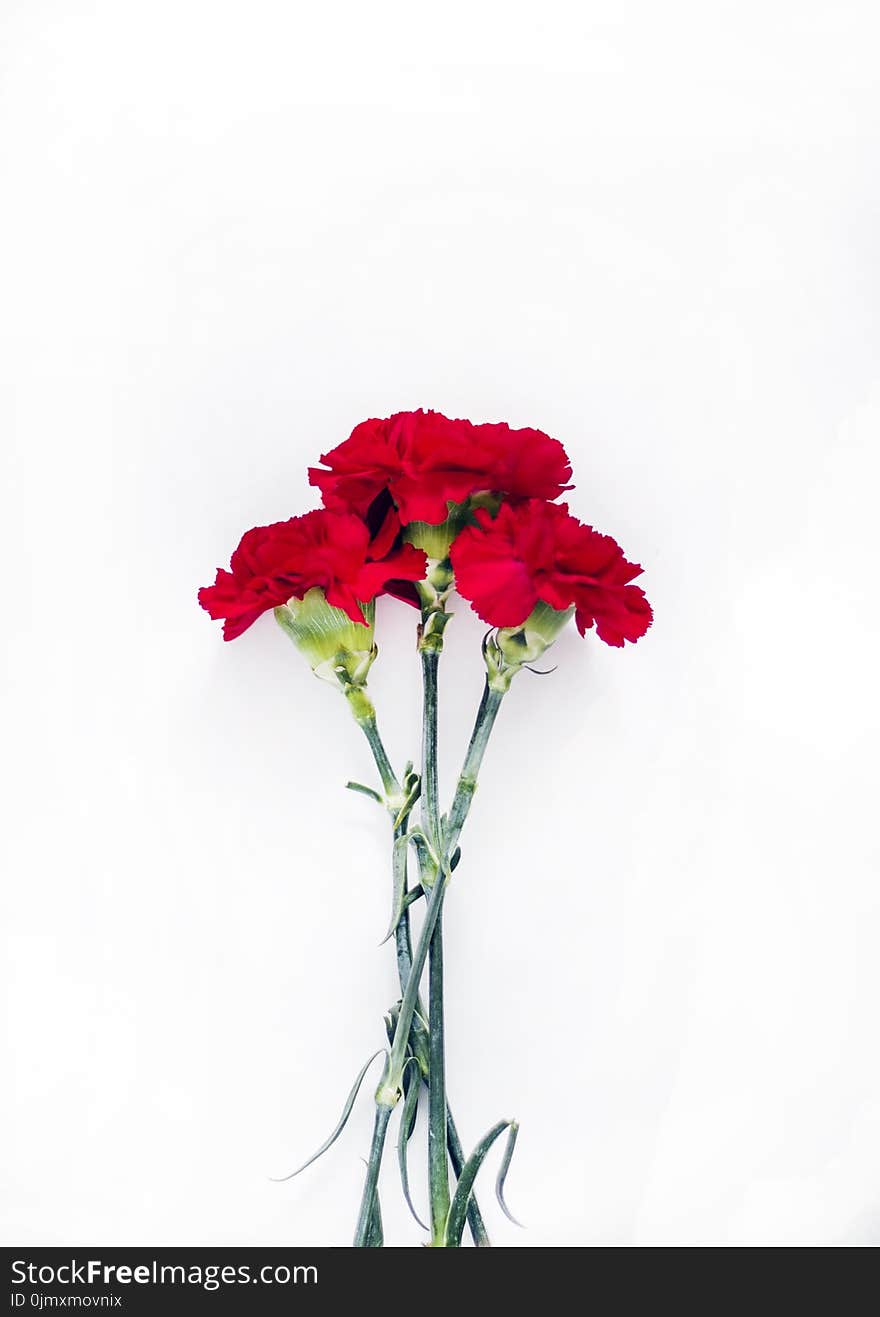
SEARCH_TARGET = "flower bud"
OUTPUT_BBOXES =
[274,588,377,687]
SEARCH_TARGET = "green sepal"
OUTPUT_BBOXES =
[404,502,471,562]
[496,600,574,666]
[274,589,376,686]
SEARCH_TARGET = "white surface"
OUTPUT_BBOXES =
[2,1,879,1247]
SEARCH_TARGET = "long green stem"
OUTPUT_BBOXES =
[420,650,442,854]
[420,647,450,1245]
[352,1104,392,1247]
[444,681,506,856]
[351,835,446,1245]
[385,868,446,1087]
[352,691,493,1247]
[358,713,398,799]
[394,894,490,1246]
[427,896,449,1244]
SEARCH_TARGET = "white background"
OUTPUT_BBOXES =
[2,2,879,1247]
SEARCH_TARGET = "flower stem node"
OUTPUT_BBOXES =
[385,1001,430,1078]
[483,601,575,690]
[497,600,575,666]
[375,1079,402,1110]
[417,605,452,655]
[274,589,378,688]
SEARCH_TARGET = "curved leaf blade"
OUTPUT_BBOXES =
[270,1049,386,1182]
[345,780,383,804]
[495,1120,523,1226]
[402,884,424,911]
[397,1057,428,1230]
[443,1119,513,1246]
[379,834,411,945]
[392,775,422,830]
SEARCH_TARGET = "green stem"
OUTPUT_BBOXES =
[427,895,449,1244]
[420,650,442,854]
[351,824,448,1247]
[395,898,490,1246]
[352,1104,392,1247]
[358,715,399,799]
[444,681,506,857]
[420,647,450,1244]
[353,696,491,1246]
[385,868,446,1089]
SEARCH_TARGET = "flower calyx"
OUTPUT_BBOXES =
[274,588,378,689]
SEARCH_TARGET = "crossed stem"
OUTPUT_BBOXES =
[348,666,506,1247]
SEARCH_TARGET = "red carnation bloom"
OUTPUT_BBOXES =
[198,507,427,640]
[450,500,652,647]
[308,409,572,526]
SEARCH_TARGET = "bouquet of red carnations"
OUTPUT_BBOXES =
[199,409,651,1247]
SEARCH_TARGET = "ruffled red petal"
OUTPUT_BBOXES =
[450,499,651,648]
[309,410,573,526]
[198,508,427,639]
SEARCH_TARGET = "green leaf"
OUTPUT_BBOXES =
[495,1120,523,1226]
[397,1058,427,1231]
[384,1001,400,1048]
[269,1049,386,1182]
[345,780,383,804]
[443,1119,515,1246]
[409,1010,430,1079]
[380,834,412,945]
[392,775,422,830]
[409,828,439,874]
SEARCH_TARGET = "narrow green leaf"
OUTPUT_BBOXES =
[380,834,411,945]
[409,1010,430,1079]
[345,780,383,804]
[495,1120,523,1226]
[383,1000,401,1049]
[397,1058,428,1231]
[269,1050,386,1182]
[402,884,424,911]
[409,828,439,874]
[392,775,422,830]
[443,1119,513,1246]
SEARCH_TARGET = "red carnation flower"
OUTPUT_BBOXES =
[450,499,652,647]
[308,409,573,526]
[198,507,426,641]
